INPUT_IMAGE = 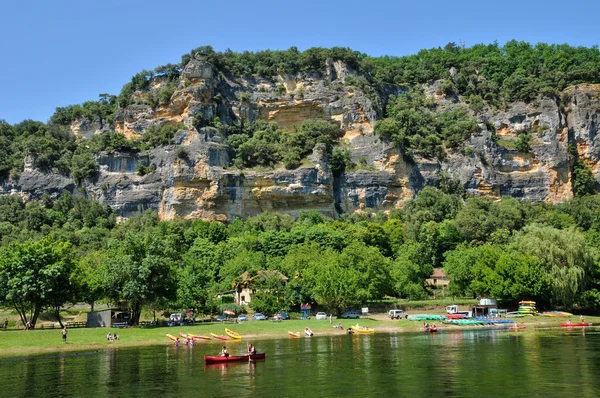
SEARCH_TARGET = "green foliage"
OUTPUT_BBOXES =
[70,151,99,184]
[0,237,73,326]
[510,224,593,308]
[226,119,342,169]
[176,148,189,160]
[99,230,179,324]
[375,89,478,158]
[136,160,156,176]
[329,148,353,176]
[139,124,184,150]
[50,95,117,126]
[572,158,596,197]
[2,185,600,317]
[515,130,531,152]
[87,131,140,153]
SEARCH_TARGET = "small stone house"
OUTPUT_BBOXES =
[234,270,289,305]
[426,268,449,288]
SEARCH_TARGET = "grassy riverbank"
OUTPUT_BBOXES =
[1,315,599,359]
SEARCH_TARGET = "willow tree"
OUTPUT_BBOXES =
[511,224,593,308]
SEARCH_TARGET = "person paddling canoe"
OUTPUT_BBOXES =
[220,346,229,357]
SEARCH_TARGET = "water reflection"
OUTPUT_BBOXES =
[3,330,600,397]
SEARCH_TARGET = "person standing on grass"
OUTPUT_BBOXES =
[61,327,67,343]
[3,319,7,329]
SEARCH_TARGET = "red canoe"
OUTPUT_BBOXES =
[204,353,266,364]
[561,323,592,327]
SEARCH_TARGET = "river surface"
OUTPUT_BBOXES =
[2,328,599,397]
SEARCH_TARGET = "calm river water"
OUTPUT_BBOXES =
[2,328,599,397]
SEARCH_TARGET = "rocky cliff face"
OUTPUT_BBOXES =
[7,58,600,221]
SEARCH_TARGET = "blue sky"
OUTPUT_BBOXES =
[1,0,598,124]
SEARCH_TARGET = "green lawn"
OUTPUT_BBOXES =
[0,318,380,358]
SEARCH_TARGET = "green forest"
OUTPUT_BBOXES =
[1,187,600,327]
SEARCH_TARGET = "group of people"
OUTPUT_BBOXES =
[106,332,119,341]
[423,323,437,332]
[24,321,34,330]
[218,343,256,357]
[566,315,586,325]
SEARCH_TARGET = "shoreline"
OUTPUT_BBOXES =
[0,317,593,360]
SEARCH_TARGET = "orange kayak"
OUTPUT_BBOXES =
[211,333,229,340]
[189,334,211,340]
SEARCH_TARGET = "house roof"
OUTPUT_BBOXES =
[240,270,289,282]
[430,268,447,278]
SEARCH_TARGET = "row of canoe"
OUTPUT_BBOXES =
[167,328,242,342]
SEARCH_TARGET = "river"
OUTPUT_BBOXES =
[1,328,599,397]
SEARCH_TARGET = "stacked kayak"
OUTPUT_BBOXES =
[518,301,537,316]
[204,353,265,364]
[409,315,446,321]
[444,319,486,326]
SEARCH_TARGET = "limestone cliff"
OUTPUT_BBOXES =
[6,57,600,221]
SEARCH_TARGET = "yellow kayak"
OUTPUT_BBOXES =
[225,328,242,340]
[166,333,178,341]
[288,331,301,338]
[351,324,375,334]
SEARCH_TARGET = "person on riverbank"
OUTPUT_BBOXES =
[61,327,67,343]
[174,338,180,347]
[3,319,7,329]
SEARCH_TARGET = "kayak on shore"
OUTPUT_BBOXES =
[288,331,301,338]
[188,334,211,340]
[211,333,229,340]
[225,328,242,340]
[204,353,265,363]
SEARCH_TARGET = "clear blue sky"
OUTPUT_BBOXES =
[1,0,598,124]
